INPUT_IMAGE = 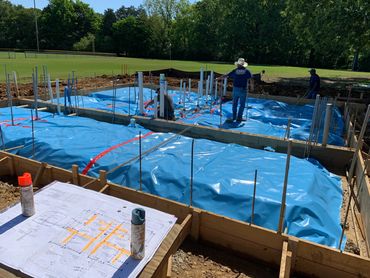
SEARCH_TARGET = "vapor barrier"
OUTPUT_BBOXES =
[0,107,344,248]
[52,87,344,146]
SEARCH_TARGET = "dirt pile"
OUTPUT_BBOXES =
[0,180,20,211]
[172,239,276,278]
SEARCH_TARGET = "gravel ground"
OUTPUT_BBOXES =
[0,180,20,211]
[172,239,277,278]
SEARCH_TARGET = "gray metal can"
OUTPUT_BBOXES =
[131,208,145,260]
[18,173,35,217]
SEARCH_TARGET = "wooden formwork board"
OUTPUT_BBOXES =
[356,150,370,252]
[1,151,370,277]
[347,109,370,253]
[15,98,354,174]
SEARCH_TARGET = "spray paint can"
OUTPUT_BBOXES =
[131,208,145,260]
[18,173,35,217]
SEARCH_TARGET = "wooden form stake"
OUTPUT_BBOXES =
[99,170,107,188]
[279,241,292,278]
[278,140,292,234]
[72,165,80,185]
[166,255,173,278]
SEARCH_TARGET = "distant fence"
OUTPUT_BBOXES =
[141,68,223,79]
[0,48,118,58]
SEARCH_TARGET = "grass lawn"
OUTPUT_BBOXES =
[0,51,369,83]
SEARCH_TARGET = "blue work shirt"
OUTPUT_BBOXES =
[228,68,253,89]
[309,74,320,91]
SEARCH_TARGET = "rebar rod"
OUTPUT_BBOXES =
[0,126,5,150]
[190,138,195,207]
[128,76,131,116]
[112,80,116,123]
[251,169,257,225]
[6,74,14,126]
[34,67,39,119]
[31,109,35,158]
[278,140,292,234]
[284,118,291,140]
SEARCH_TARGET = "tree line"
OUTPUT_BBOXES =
[1,0,370,71]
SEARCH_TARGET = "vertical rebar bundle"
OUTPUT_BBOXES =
[31,109,35,158]
[6,73,14,126]
[112,80,117,123]
[139,131,142,191]
[190,138,195,207]
[138,72,144,115]
[33,66,39,119]
[182,82,186,110]
[55,79,61,115]
[278,140,292,234]
[322,103,333,146]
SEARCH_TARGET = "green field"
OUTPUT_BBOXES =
[1,52,369,83]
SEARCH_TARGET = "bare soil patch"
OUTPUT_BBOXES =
[172,238,277,278]
[0,178,20,211]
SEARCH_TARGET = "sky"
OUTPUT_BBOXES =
[10,0,148,13]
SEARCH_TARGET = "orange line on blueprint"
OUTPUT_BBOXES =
[81,221,113,252]
[89,224,128,257]
[111,246,131,264]
[62,228,94,244]
[84,214,97,225]
[62,228,78,244]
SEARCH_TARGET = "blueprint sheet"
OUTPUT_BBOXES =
[0,181,177,278]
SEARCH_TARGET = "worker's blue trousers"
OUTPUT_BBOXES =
[232,87,247,121]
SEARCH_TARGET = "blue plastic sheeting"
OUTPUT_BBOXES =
[0,107,344,248]
[53,87,344,145]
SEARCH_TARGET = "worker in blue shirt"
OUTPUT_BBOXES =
[307,69,320,99]
[219,58,253,122]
